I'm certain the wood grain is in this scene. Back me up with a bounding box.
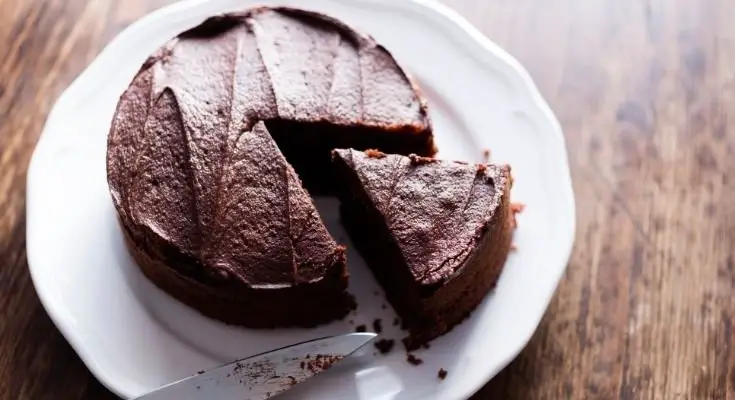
[1,0,733,399]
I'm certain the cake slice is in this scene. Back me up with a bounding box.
[332,149,513,349]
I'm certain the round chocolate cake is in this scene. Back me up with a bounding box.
[106,7,435,328]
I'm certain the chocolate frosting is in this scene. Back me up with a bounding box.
[107,7,429,287]
[332,149,509,285]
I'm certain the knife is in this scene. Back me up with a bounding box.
[134,332,377,400]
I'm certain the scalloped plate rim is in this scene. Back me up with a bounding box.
[26,0,576,399]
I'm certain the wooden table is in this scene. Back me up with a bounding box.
[1,0,733,398]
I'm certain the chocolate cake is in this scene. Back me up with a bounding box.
[106,7,435,327]
[332,149,513,349]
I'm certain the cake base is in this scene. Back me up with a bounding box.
[121,222,356,328]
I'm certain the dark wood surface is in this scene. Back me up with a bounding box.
[1,0,733,398]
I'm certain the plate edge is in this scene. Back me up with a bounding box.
[25,1,577,399]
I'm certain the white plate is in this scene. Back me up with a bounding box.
[26,0,575,398]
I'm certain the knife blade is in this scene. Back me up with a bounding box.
[134,332,376,400]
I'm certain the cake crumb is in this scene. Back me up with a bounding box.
[365,149,386,159]
[381,303,387,310]
[421,342,431,349]
[300,361,305,369]
[355,324,367,333]
[477,164,487,173]
[438,368,448,380]
[504,164,514,187]
[393,317,400,326]
[305,354,344,374]
[197,370,205,375]
[374,339,395,355]
[510,202,525,229]
[482,148,491,163]
[511,203,526,213]
[409,154,435,165]
[348,319,354,324]
[406,354,423,365]
[373,319,383,333]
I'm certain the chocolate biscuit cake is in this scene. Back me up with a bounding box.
[332,149,513,349]
[106,7,435,327]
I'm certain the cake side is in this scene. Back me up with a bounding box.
[403,175,512,349]
[332,149,513,348]
[121,222,355,328]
